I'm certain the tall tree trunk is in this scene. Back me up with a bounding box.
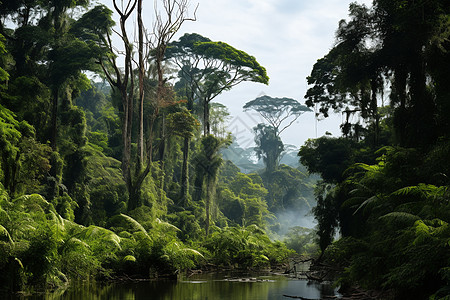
[410,52,434,147]
[121,85,131,187]
[370,78,379,146]
[203,99,210,135]
[180,136,190,205]
[393,68,407,146]
[137,0,145,166]
[50,87,59,150]
[205,177,211,236]
[180,89,194,205]
[159,113,167,201]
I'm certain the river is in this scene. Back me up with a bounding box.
[11,272,339,299]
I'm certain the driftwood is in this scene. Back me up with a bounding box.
[283,293,377,300]
[283,295,318,300]
[305,270,330,282]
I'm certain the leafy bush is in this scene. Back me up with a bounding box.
[203,225,293,269]
[283,226,319,256]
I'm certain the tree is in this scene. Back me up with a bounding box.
[0,0,103,151]
[167,32,269,136]
[313,182,339,260]
[243,95,310,172]
[253,124,284,173]
[305,1,450,147]
[218,172,269,228]
[193,135,224,236]
[79,0,195,210]
[243,95,311,135]
[167,32,268,201]
[0,105,52,197]
[298,136,359,184]
[210,103,231,138]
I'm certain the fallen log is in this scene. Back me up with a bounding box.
[282,295,318,300]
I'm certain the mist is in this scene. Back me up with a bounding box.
[270,206,317,239]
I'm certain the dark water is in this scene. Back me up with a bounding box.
[11,273,338,299]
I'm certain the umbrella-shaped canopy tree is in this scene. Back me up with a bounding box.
[167,33,269,136]
[243,95,311,135]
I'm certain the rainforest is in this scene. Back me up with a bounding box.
[0,0,449,299]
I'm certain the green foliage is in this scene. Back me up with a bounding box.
[166,110,200,139]
[108,211,203,276]
[73,145,127,225]
[262,164,314,212]
[0,106,52,196]
[318,144,450,298]
[0,34,9,84]
[167,210,203,241]
[0,1,300,295]
[217,172,270,228]
[299,136,362,183]
[203,225,293,268]
[283,226,319,256]
[192,135,224,234]
[193,41,269,84]
[253,124,284,173]
[312,182,339,255]
[168,33,269,135]
[70,5,115,41]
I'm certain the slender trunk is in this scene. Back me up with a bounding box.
[203,99,210,135]
[180,90,194,205]
[393,68,407,146]
[193,171,203,202]
[50,87,59,150]
[137,0,145,166]
[128,117,154,211]
[180,137,190,205]
[121,86,131,186]
[128,184,139,211]
[370,79,379,146]
[159,113,166,201]
[205,177,211,236]
[410,53,433,147]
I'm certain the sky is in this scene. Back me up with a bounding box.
[101,0,372,149]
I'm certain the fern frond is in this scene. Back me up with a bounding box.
[379,212,420,227]
[181,248,204,258]
[119,213,151,238]
[77,225,122,250]
[62,237,90,252]
[353,195,380,215]
[0,224,13,243]
[155,218,181,232]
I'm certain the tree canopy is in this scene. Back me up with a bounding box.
[244,95,311,134]
[167,32,269,135]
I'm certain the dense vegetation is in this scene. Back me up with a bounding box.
[300,0,450,299]
[0,0,316,294]
[2,0,448,299]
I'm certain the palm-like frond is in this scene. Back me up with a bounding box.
[61,237,90,253]
[118,213,151,239]
[353,195,382,215]
[76,225,122,250]
[154,218,181,232]
[180,248,204,258]
[0,224,13,243]
[379,212,421,228]
[392,184,448,199]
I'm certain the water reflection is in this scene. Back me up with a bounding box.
[12,273,338,299]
